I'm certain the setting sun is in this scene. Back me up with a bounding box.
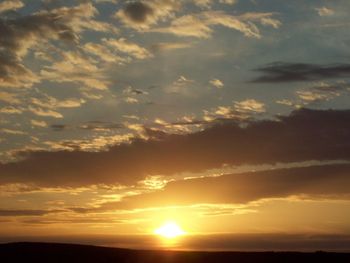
[154,221,186,239]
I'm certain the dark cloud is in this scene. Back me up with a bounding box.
[0,12,71,54]
[50,121,123,132]
[100,163,350,210]
[131,89,147,95]
[0,51,38,88]
[0,9,74,88]
[20,218,123,225]
[0,209,63,217]
[1,108,350,187]
[50,124,67,131]
[123,87,148,96]
[0,3,108,88]
[123,2,154,24]
[253,62,350,83]
[116,0,179,30]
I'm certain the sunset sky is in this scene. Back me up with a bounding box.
[1,0,350,250]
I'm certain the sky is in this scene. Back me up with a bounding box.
[0,0,350,251]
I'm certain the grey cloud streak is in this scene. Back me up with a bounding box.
[0,209,64,217]
[253,62,350,83]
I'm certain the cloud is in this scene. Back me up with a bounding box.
[124,97,139,104]
[50,120,125,132]
[79,121,123,131]
[150,42,192,52]
[0,129,26,136]
[276,82,350,109]
[152,11,281,38]
[219,0,237,4]
[83,37,152,63]
[234,99,265,113]
[119,1,154,25]
[28,106,63,119]
[192,0,213,8]
[31,120,48,128]
[30,95,85,109]
[0,92,21,104]
[315,7,335,17]
[42,133,135,152]
[116,1,279,38]
[164,75,196,95]
[0,106,23,115]
[276,99,295,107]
[193,0,237,8]
[103,38,152,60]
[94,0,118,3]
[19,217,124,225]
[204,99,265,120]
[210,78,224,88]
[123,86,148,95]
[98,163,350,209]
[0,0,24,13]
[0,52,39,88]
[253,62,350,83]
[153,13,212,38]
[83,42,123,63]
[115,0,181,30]
[45,3,116,34]
[0,3,116,89]
[41,50,110,90]
[50,124,67,131]
[1,109,350,187]
[0,209,62,217]
[296,82,347,103]
[0,90,85,119]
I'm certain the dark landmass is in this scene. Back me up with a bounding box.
[1,242,350,263]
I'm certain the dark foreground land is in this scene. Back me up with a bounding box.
[1,242,350,263]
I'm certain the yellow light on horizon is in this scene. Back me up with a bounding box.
[154,221,186,239]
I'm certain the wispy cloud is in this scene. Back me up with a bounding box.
[103,38,152,60]
[193,0,237,8]
[152,11,281,38]
[0,0,24,13]
[41,50,110,90]
[204,99,265,120]
[150,42,193,52]
[210,78,224,88]
[315,7,335,17]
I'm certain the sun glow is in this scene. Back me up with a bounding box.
[154,221,186,239]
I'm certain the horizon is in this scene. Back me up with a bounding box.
[0,0,350,252]
[1,233,350,252]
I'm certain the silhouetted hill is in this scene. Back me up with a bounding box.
[1,242,349,263]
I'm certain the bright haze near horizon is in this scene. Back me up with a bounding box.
[0,0,350,251]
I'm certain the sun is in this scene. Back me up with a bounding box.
[154,221,186,239]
